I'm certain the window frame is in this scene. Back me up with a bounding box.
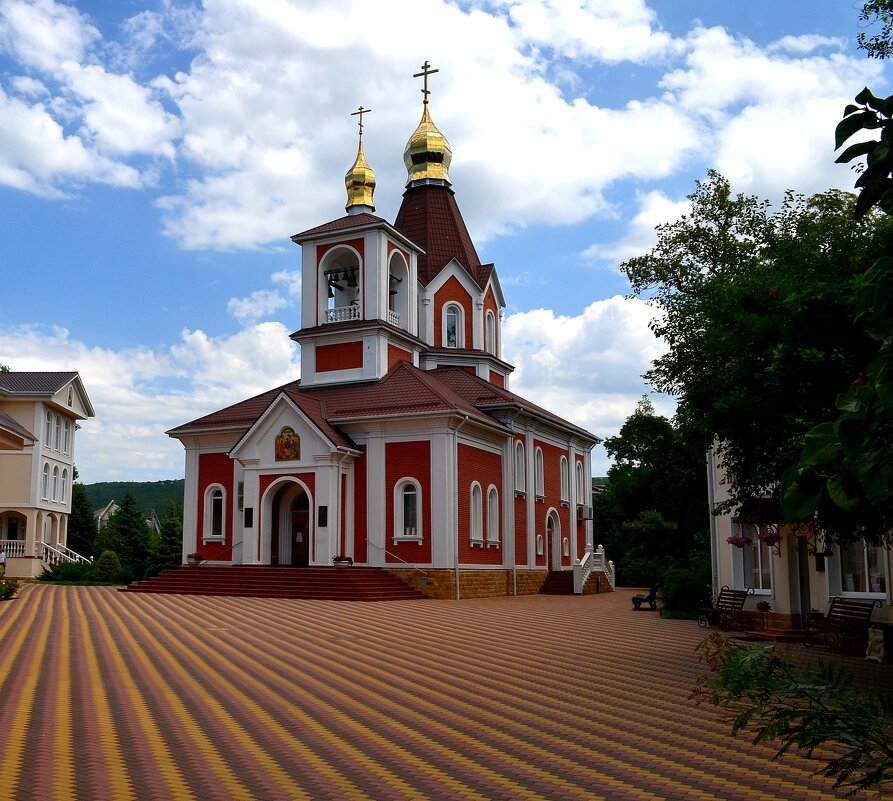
[534,447,544,499]
[44,411,52,446]
[54,414,62,450]
[52,466,59,502]
[42,463,50,500]
[470,482,484,545]
[514,441,526,494]
[559,456,569,503]
[393,477,423,543]
[443,303,464,349]
[61,468,68,504]
[203,484,226,541]
[486,485,500,545]
[837,539,888,599]
[63,420,71,454]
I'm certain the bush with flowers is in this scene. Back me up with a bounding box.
[0,577,19,601]
[726,534,752,548]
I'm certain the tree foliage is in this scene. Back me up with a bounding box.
[66,482,96,557]
[622,173,893,525]
[858,0,893,60]
[149,503,183,575]
[694,633,893,796]
[94,492,150,578]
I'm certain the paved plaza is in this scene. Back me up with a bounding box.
[1,584,890,801]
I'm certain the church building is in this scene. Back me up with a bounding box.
[168,65,610,598]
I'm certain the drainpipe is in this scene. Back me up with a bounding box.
[706,446,719,599]
[454,414,470,600]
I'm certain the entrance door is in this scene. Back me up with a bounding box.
[547,512,560,570]
[291,508,310,567]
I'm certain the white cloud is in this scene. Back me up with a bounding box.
[0,322,300,481]
[0,0,98,72]
[583,190,690,266]
[227,289,289,325]
[503,295,672,474]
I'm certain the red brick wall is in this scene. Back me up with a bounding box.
[197,453,234,553]
[354,447,367,563]
[457,443,503,565]
[316,341,363,372]
[489,370,505,387]
[388,344,411,371]
[317,238,364,263]
[535,439,571,567]
[434,276,473,348]
[385,441,431,563]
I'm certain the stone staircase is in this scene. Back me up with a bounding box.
[120,565,428,601]
[539,570,575,594]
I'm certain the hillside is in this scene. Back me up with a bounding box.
[84,479,184,515]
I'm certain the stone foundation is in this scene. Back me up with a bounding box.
[386,568,557,599]
[581,570,615,594]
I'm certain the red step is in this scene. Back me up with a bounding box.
[121,565,427,601]
[539,570,575,595]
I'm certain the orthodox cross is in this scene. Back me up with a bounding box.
[351,105,371,136]
[413,61,439,104]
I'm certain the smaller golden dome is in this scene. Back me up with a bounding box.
[345,134,375,212]
[404,103,452,186]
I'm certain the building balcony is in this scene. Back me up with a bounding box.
[326,305,361,323]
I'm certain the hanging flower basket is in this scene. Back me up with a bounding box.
[726,535,752,548]
[757,527,783,547]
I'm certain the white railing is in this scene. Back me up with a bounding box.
[1,540,26,558]
[39,541,92,566]
[573,543,615,593]
[326,306,361,323]
[388,310,400,327]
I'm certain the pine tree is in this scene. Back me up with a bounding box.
[95,492,150,578]
[67,483,96,557]
[150,503,183,575]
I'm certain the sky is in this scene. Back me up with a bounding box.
[0,0,890,482]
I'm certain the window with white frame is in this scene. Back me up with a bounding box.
[52,466,59,501]
[444,304,463,348]
[42,463,49,500]
[838,540,888,596]
[485,310,496,354]
[204,486,225,539]
[536,534,544,555]
[61,469,68,503]
[534,447,544,498]
[486,486,499,544]
[470,482,483,543]
[63,420,71,454]
[44,411,52,446]
[54,415,62,450]
[576,460,584,500]
[394,479,422,540]
[514,441,525,493]
[560,457,569,502]
[734,523,771,592]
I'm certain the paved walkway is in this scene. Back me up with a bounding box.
[0,585,890,801]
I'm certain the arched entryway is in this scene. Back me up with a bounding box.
[268,481,312,567]
[546,509,561,571]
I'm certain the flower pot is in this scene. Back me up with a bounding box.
[187,557,201,566]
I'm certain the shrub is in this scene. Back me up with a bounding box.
[93,550,123,583]
[659,565,711,612]
[37,561,95,583]
[0,578,19,601]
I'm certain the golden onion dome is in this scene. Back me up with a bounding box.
[345,135,376,212]
[403,102,452,186]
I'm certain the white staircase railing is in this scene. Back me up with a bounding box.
[573,543,615,594]
[40,541,92,566]
[0,540,26,558]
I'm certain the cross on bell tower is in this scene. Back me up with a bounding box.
[413,61,439,105]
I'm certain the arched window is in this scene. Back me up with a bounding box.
[560,457,569,502]
[444,304,463,348]
[54,415,62,450]
[536,534,544,556]
[52,466,59,501]
[61,469,68,503]
[394,478,422,540]
[63,420,71,454]
[320,246,362,324]
[534,447,544,498]
[514,441,525,493]
[485,310,496,355]
[486,486,499,543]
[576,460,585,500]
[44,411,52,445]
[42,464,50,500]
[204,485,226,539]
[470,483,483,543]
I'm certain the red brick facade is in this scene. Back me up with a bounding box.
[385,441,432,563]
[316,341,363,372]
[434,276,473,348]
[457,442,503,566]
[387,344,411,371]
[197,452,234,552]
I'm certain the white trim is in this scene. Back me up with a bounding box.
[443,303,465,348]
[470,481,483,545]
[534,447,544,498]
[559,456,569,502]
[486,485,500,545]
[514,440,525,493]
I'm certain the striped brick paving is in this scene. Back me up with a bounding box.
[0,585,890,801]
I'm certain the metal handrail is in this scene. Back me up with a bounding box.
[194,539,243,563]
[365,538,429,576]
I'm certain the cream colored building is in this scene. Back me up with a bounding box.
[0,372,94,577]
[708,447,892,628]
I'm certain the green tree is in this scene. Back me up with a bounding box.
[94,492,150,578]
[66,482,95,557]
[150,503,183,575]
[593,398,709,586]
[623,175,893,525]
[858,0,893,60]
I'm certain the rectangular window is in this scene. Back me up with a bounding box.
[211,494,223,538]
[740,536,772,592]
[839,540,887,595]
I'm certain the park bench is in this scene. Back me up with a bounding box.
[804,596,882,651]
[632,585,658,610]
[697,585,754,631]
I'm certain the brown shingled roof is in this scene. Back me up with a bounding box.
[393,184,485,288]
[0,371,79,394]
[291,213,388,242]
[0,409,35,442]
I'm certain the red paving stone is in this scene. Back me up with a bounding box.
[0,584,891,801]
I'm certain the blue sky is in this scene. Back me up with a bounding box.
[1,0,889,481]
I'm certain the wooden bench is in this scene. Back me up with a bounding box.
[697,586,754,631]
[804,596,882,651]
